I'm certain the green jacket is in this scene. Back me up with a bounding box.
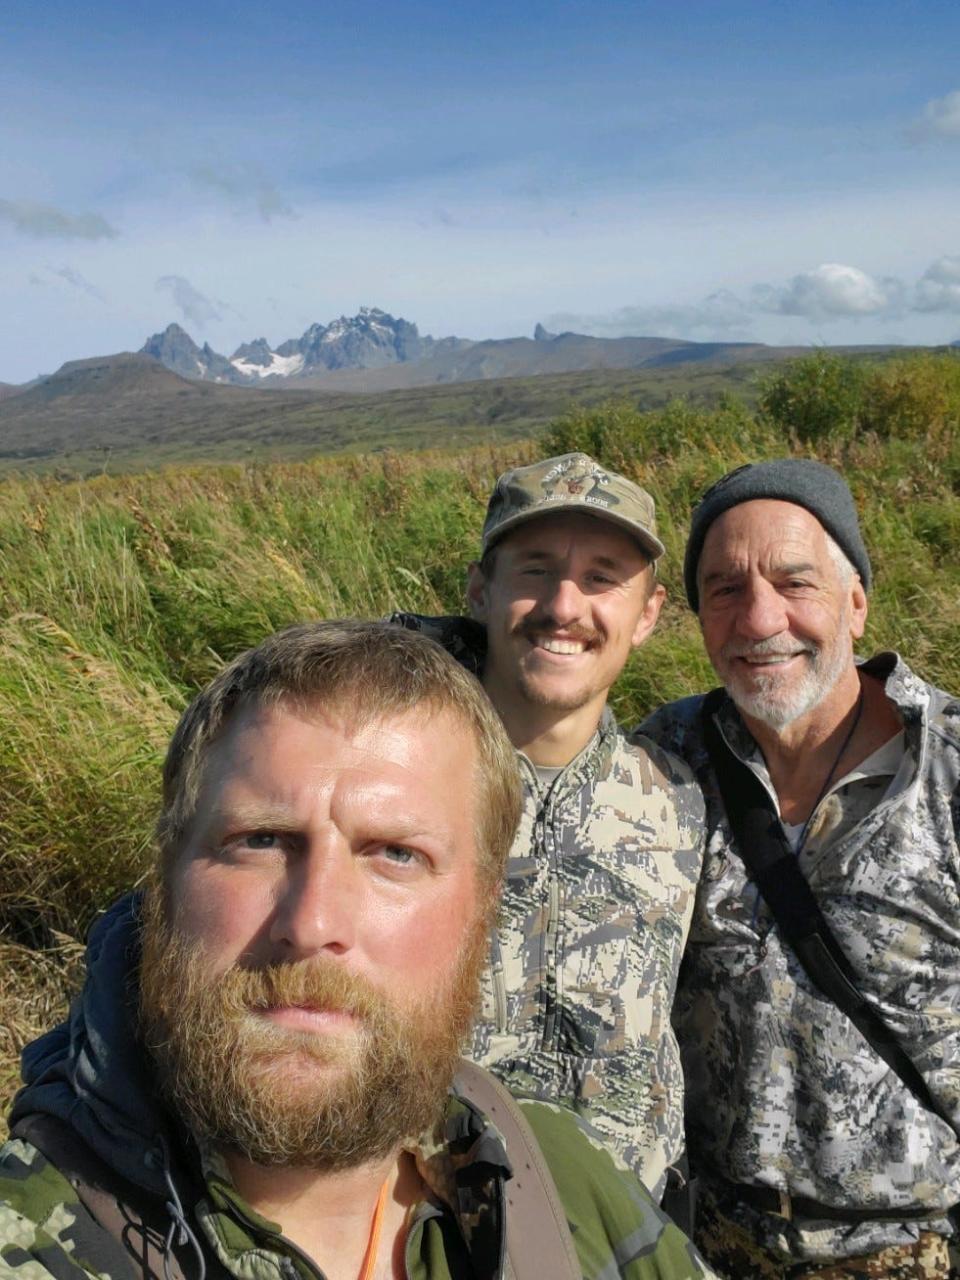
[1,896,713,1280]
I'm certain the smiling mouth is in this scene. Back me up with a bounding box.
[535,636,587,655]
[739,653,803,665]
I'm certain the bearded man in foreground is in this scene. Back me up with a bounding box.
[0,620,711,1280]
[641,460,960,1279]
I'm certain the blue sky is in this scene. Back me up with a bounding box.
[3,0,960,382]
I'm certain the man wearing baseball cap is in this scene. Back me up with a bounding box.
[642,458,960,1277]
[394,452,705,1205]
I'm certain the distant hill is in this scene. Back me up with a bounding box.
[291,331,806,392]
[4,307,909,402]
[129,308,904,393]
[0,348,795,471]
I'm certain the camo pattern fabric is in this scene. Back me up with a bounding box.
[639,652,960,1265]
[0,1097,716,1280]
[696,1188,951,1279]
[389,611,706,1200]
[471,711,704,1200]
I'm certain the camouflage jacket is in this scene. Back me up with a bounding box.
[0,896,713,1280]
[390,615,706,1199]
[640,652,960,1263]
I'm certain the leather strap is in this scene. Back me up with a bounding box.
[453,1061,582,1280]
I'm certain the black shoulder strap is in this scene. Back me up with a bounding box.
[453,1061,582,1280]
[12,1112,222,1280]
[701,689,958,1140]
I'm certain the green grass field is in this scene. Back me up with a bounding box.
[2,350,960,1129]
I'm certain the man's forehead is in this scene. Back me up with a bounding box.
[189,701,477,838]
[197,699,472,794]
[702,498,831,559]
[499,510,649,561]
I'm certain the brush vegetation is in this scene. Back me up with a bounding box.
[2,350,960,1130]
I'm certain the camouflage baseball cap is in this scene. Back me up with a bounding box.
[482,452,665,560]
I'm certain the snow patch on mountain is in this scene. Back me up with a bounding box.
[232,351,305,379]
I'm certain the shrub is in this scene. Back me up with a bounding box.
[757,352,868,445]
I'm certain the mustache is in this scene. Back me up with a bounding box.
[515,619,601,645]
[722,637,816,660]
[200,954,389,1025]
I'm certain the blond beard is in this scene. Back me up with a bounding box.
[138,889,487,1170]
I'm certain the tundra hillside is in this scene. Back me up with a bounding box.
[2,351,959,1131]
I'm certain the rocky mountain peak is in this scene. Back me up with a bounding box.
[141,308,455,383]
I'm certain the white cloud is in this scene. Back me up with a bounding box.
[911,89,960,141]
[752,263,903,320]
[155,275,222,328]
[0,198,118,240]
[914,255,960,313]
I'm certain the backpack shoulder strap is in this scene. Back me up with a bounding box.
[700,691,958,1140]
[12,1112,216,1280]
[453,1061,581,1280]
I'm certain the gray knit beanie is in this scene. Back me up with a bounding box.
[684,458,871,610]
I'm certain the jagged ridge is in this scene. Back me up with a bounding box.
[140,307,472,385]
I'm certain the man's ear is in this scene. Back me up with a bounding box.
[630,582,666,648]
[849,576,868,642]
[466,561,488,621]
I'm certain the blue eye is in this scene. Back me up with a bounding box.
[383,845,415,864]
[245,832,280,849]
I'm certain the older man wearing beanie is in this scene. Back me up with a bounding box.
[393,452,705,1205]
[641,458,960,1278]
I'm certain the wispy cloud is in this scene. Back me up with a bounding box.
[55,265,105,300]
[909,88,960,141]
[0,198,119,240]
[547,290,752,339]
[188,164,294,221]
[155,275,222,327]
[548,258,960,339]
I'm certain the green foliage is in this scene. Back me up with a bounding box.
[756,348,960,457]
[757,352,869,444]
[858,352,960,445]
[543,394,771,471]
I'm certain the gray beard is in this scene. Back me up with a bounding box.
[722,633,851,730]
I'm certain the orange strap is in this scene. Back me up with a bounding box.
[358,1175,391,1280]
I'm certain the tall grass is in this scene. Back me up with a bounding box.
[2,351,959,1130]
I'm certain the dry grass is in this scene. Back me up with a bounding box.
[0,935,85,1138]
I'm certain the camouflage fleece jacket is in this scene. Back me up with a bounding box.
[390,615,706,1199]
[0,896,712,1280]
[640,652,960,1264]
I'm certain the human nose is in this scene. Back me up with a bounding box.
[541,573,587,627]
[268,840,358,959]
[736,578,789,640]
